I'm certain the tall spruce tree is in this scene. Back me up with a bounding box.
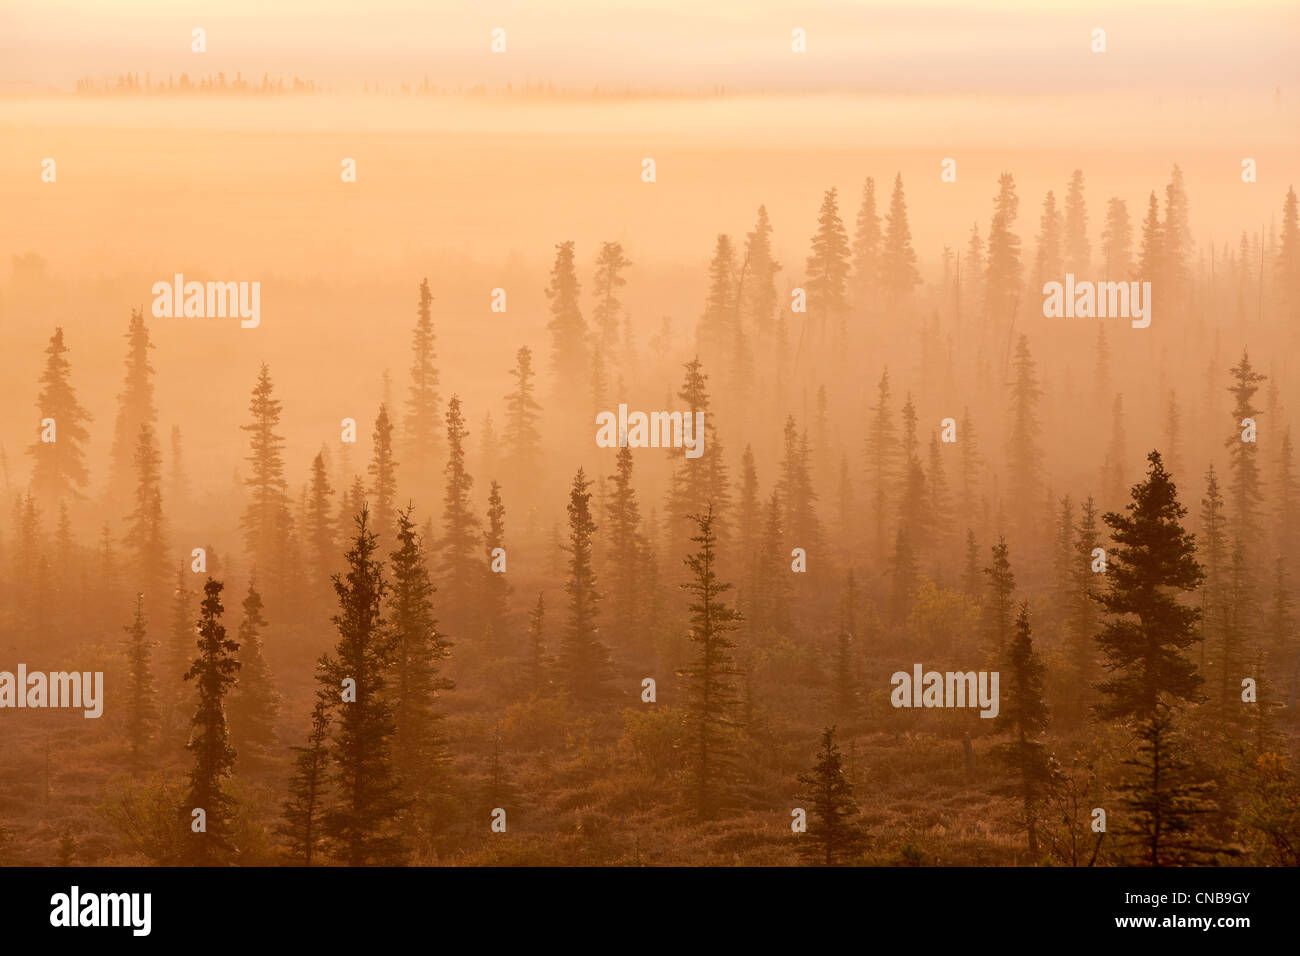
[122,592,158,772]
[278,690,331,865]
[559,468,610,704]
[389,505,452,794]
[994,603,1050,857]
[403,278,441,492]
[805,187,852,341]
[879,173,921,303]
[28,328,92,507]
[1095,451,1204,720]
[367,404,398,545]
[182,578,240,864]
[228,581,280,769]
[319,506,408,865]
[107,309,158,513]
[240,364,292,586]
[545,240,590,402]
[679,505,742,817]
[438,395,483,639]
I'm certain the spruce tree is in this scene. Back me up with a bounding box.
[864,368,898,557]
[389,505,453,794]
[1032,189,1063,290]
[367,404,398,545]
[1062,169,1091,276]
[994,603,1050,857]
[482,481,511,655]
[228,581,280,769]
[805,187,851,341]
[1101,197,1134,280]
[319,507,408,865]
[107,309,157,512]
[1224,349,1266,549]
[850,177,882,304]
[1116,704,1218,866]
[592,241,632,353]
[679,505,742,817]
[983,536,1016,657]
[559,468,610,704]
[1095,451,1204,720]
[502,346,544,486]
[240,363,292,585]
[122,592,158,772]
[182,578,240,864]
[1067,497,1102,722]
[306,450,337,594]
[878,173,920,303]
[278,691,331,865]
[545,241,590,402]
[125,423,168,599]
[28,328,92,506]
[438,395,483,639]
[526,593,551,693]
[403,278,441,492]
[743,205,782,344]
[605,445,647,652]
[796,726,865,865]
[984,172,1023,322]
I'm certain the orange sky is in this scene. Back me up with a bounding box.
[3,0,1297,92]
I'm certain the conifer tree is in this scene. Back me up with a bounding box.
[1224,349,1266,550]
[889,527,918,625]
[482,481,511,654]
[864,369,898,557]
[666,358,730,556]
[278,691,331,865]
[228,581,280,768]
[319,507,408,865]
[403,278,441,491]
[389,505,452,793]
[994,603,1050,857]
[957,407,983,521]
[1032,190,1063,289]
[1278,186,1300,324]
[240,363,292,585]
[545,241,590,400]
[1116,704,1218,866]
[107,309,157,512]
[122,592,158,772]
[1062,169,1091,276]
[502,346,544,485]
[739,206,782,356]
[526,593,551,692]
[1006,335,1044,528]
[805,187,852,340]
[125,423,168,599]
[1101,197,1134,280]
[983,536,1016,657]
[755,490,790,632]
[605,446,648,651]
[679,505,742,817]
[1102,394,1128,506]
[166,561,194,729]
[796,726,865,865]
[306,450,337,593]
[1067,497,1101,722]
[438,395,483,638]
[558,468,610,704]
[592,241,632,353]
[1138,192,1163,286]
[1163,164,1193,292]
[961,223,985,319]
[776,415,821,555]
[1095,451,1203,721]
[367,404,398,545]
[182,578,240,864]
[697,234,737,370]
[833,573,859,724]
[850,177,882,304]
[984,172,1023,322]
[879,173,921,303]
[28,328,92,507]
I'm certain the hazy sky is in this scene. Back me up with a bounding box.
[3,0,1297,92]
